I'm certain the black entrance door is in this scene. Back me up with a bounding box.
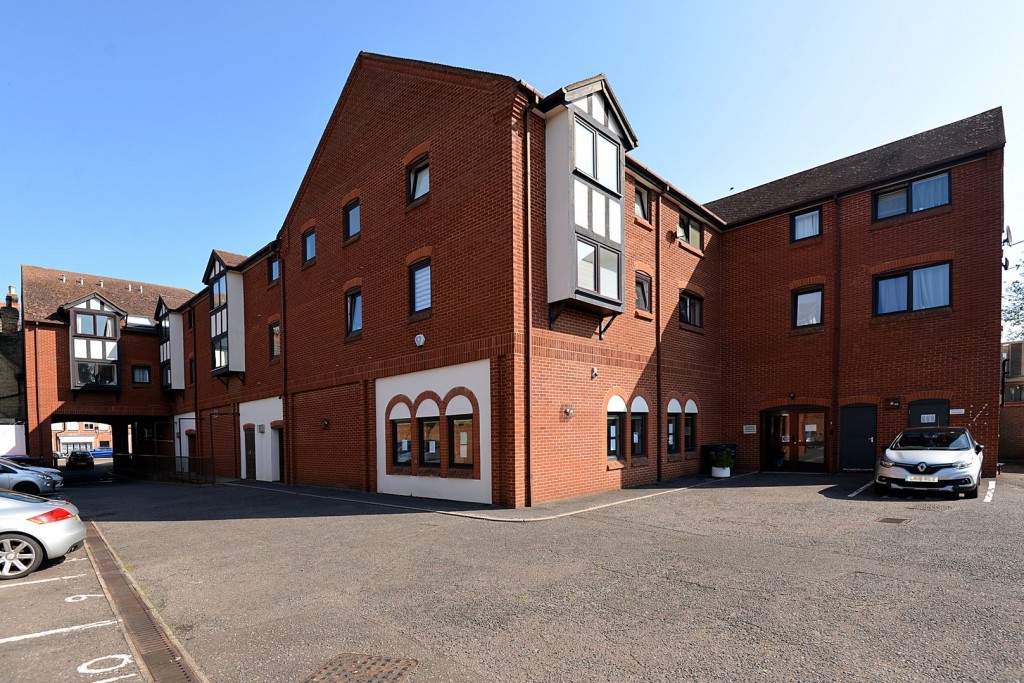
[761,408,827,471]
[244,429,256,480]
[840,404,877,470]
[908,399,950,428]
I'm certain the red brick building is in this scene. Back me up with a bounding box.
[20,53,1005,506]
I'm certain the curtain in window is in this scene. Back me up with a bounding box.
[877,190,907,219]
[793,211,819,239]
[795,291,822,326]
[912,264,949,310]
[877,275,908,313]
[912,175,948,211]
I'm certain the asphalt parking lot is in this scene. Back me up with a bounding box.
[19,468,1024,682]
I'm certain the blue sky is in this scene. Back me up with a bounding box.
[2,1,1021,295]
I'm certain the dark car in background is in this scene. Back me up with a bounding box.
[66,451,95,470]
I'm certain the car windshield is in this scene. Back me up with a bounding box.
[0,458,29,470]
[892,430,972,450]
[0,489,49,503]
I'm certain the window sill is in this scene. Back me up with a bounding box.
[791,324,825,336]
[345,331,363,343]
[871,203,953,230]
[269,356,281,365]
[667,453,682,463]
[301,258,316,270]
[406,194,430,212]
[408,309,432,324]
[635,309,654,321]
[679,322,705,335]
[633,217,654,231]
[684,451,698,461]
[417,466,441,477]
[607,458,625,471]
[790,234,823,247]
[871,306,953,325]
[343,232,361,247]
[267,279,280,290]
[631,456,648,467]
[676,240,704,258]
[446,466,478,479]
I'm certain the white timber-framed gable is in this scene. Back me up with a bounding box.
[155,297,186,390]
[202,252,246,376]
[61,294,125,390]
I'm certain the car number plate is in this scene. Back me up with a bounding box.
[905,475,939,483]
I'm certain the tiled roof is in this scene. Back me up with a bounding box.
[213,250,248,268]
[705,108,1005,226]
[21,265,194,323]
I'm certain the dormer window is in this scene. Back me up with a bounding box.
[156,298,184,391]
[574,120,620,193]
[67,297,122,390]
[203,252,246,376]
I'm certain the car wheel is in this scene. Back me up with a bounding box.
[0,533,45,580]
[12,481,40,495]
[965,482,980,499]
[874,482,889,496]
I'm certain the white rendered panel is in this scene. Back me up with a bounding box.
[630,396,649,413]
[447,395,472,415]
[238,398,283,481]
[545,107,573,304]
[169,313,185,389]
[105,341,117,360]
[685,400,698,414]
[608,197,622,243]
[415,399,440,418]
[89,340,103,360]
[389,403,411,421]
[74,338,88,359]
[667,399,682,414]
[607,395,627,412]
[226,272,246,372]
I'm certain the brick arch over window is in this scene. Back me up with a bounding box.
[301,217,317,231]
[904,390,954,403]
[442,386,481,481]
[385,394,414,476]
[789,275,827,290]
[341,277,363,293]
[405,246,434,266]
[757,396,831,411]
[678,282,705,298]
[403,142,431,167]
[339,188,361,208]
[870,251,956,276]
[841,395,881,407]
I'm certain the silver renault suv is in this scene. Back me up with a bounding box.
[874,427,983,498]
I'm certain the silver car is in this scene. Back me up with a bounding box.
[0,457,63,481]
[0,461,62,495]
[0,490,86,579]
[875,427,983,498]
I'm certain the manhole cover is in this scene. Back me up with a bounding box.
[877,517,910,524]
[300,654,418,683]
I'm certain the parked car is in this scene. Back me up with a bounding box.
[89,448,113,457]
[0,461,62,495]
[4,455,46,468]
[66,451,95,470]
[0,458,63,485]
[875,427,983,498]
[0,489,86,579]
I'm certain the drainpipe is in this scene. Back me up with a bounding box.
[832,194,843,473]
[32,322,41,458]
[655,189,664,482]
[277,240,290,485]
[523,93,538,507]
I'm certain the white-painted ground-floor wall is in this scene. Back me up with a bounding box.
[239,397,283,482]
[375,359,492,504]
[0,424,26,455]
[172,412,195,472]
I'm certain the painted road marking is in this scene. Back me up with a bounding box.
[78,654,133,674]
[93,676,137,683]
[0,619,118,645]
[984,480,995,503]
[0,573,85,590]
[848,480,874,498]
[65,593,104,602]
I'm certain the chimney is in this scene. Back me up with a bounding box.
[128,283,132,292]
[60,275,67,283]
[5,285,18,310]
[78,278,84,285]
[139,285,144,294]
[98,280,104,288]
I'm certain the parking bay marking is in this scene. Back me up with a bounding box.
[984,480,995,503]
[0,619,118,645]
[848,480,874,498]
[0,573,86,590]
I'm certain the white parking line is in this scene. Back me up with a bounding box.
[848,480,874,498]
[984,480,995,503]
[0,573,86,590]
[93,676,136,683]
[0,619,118,645]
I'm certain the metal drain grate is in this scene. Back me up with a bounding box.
[301,654,418,683]
[86,522,207,682]
[877,517,910,524]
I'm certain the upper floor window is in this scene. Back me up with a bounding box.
[680,290,703,328]
[793,287,824,327]
[792,208,821,241]
[344,200,361,240]
[303,229,316,263]
[75,312,116,338]
[187,309,194,330]
[678,215,704,251]
[634,187,650,222]
[874,172,950,220]
[71,306,119,389]
[212,335,228,370]
[577,238,619,301]
[635,272,652,312]
[133,365,151,384]
[408,156,430,203]
[269,322,281,359]
[210,274,227,310]
[268,257,280,283]
[409,258,431,314]
[574,119,619,192]
[875,262,950,315]
[346,287,362,336]
[159,317,170,342]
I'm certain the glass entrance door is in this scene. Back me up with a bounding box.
[762,408,827,471]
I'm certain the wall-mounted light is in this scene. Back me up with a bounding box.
[322,419,330,430]
[788,392,796,400]
[591,367,598,379]
[414,334,425,347]
[563,406,575,417]
[258,424,265,434]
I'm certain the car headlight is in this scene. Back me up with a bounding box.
[40,474,53,481]
[953,460,972,470]
[879,457,895,468]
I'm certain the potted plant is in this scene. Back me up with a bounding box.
[710,449,734,478]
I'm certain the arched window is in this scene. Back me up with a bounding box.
[446,394,475,469]
[607,395,627,460]
[389,403,412,466]
[667,399,682,455]
[415,399,441,467]
[684,400,699,453]
[630,396,649,458]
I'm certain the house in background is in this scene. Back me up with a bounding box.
[0,286,26,455]
[18,53,1007,506]
[50,421,113,454]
